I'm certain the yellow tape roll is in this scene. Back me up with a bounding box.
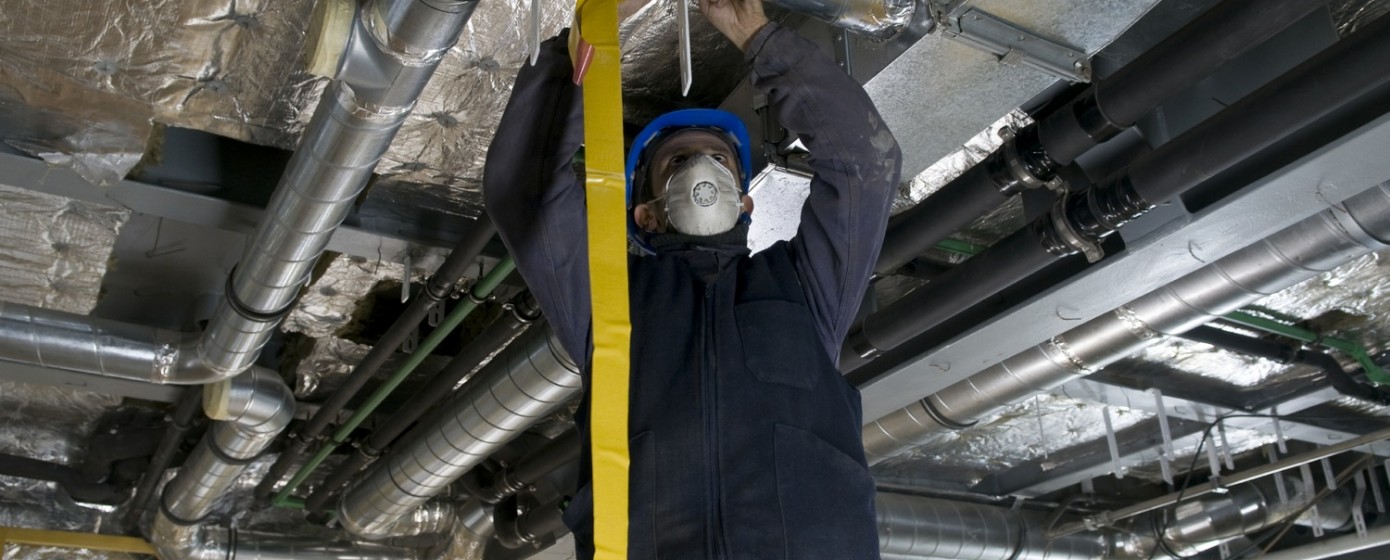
[576,0,630,558]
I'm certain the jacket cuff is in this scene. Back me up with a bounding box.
[743,21,782,63]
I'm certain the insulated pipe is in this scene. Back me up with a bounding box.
[874,0,1327,276]
[196,0,479,378]
[0,453,130,505]
[255,217,497,500]
[846,18,1390,367]
[765,0,917,39]
[304,291,542,514]
[464,430,583,505]
[1179,325,1390,406]
[1141,475,1353,557]
[862,181,1390,464]
[875,492,1113,559]
[337,322,582,539]
[124,388,203,529]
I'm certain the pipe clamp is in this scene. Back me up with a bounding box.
[1050,194,1104,263]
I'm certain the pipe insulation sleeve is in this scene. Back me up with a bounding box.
[337,322,581,539]
[864,181,1390,464]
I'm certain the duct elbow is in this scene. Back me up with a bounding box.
[203,366,296,435]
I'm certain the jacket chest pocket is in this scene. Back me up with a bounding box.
[735,300,823,391]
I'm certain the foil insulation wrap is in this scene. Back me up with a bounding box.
[1333,0,1390,37]
[1129,337,1293,388]
[1257,250,1390,359]
[871,393,1151,489]
[283,254,414,340]
[0,0,323,184]
[618,0,749,128]
[0,185,129,314]
[0,382,125,534]
[896,110,1032,215]
[0,546,146,560]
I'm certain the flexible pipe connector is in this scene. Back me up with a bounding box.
[338,323,582,539]
[864,182,1390,464]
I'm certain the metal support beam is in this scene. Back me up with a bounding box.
[859,111,1390,422]
[0,151,455,266]
[1058,378,1390,455]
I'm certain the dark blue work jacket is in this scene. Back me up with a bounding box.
[485,23,900,560]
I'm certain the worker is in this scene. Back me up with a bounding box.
[483,0,900,557]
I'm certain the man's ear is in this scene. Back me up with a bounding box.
[633,203,661,233]
[740,194,754,216]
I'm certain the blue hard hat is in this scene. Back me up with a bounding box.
[625,108,754,207]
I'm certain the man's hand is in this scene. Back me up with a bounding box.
[699,0,769,52]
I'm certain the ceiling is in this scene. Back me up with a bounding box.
[3,0,1390,559]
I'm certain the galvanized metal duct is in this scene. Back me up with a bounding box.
[876,491,1113,559]
[195,0,479,379]
[0,300,191,383]
[338,322,581,539]
[863,181,1390,464]
[1139,475,1353,558]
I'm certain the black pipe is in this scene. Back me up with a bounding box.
[302,290,541,513]
[462,430,582,505]
[1179,325,1390,406]
[0,453,130,505]
[494,495,568,549]
[123,387,203,529]
[256,217,497,499]
[844,17,1390,370]
[873,0,1326,276]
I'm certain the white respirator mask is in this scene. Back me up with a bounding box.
[661,154,743,236]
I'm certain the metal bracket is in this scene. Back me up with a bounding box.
[1050,193,1104,263]
[930,2,1091,82]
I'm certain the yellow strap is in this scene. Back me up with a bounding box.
[0,526,156,557]
[576,0,631,558]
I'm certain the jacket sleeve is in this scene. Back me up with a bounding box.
[746,23,902,362]
[483,30,592,364]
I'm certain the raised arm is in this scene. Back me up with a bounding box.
[483,31,592,363]
[724,7,901,361]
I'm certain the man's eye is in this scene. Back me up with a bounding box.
[670,156,688,166]
[712,154,727,163]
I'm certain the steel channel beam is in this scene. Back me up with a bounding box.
[0,151,452,265]
[974,416,1207,496]
[859,111,1390,422]
[1058,378,1390,455]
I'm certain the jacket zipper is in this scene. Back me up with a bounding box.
[702,283,726,559]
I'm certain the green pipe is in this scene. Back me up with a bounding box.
[273,256,517,507]
[935,238,984,257]
[1223,310,1388,385]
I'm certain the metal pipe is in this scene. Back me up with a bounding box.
[765,0,917,39]
[196,0,480,378]
[874,0,1326,276]
[272,256,517,507]
[1143,475,1353,557]
[258,217,497,500]
[338,322,582,539]
[847,17,1390,368]
[863,181,1390,464]
[0,453,130,505]
[304,291,541,514]
[494,496,567,549]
